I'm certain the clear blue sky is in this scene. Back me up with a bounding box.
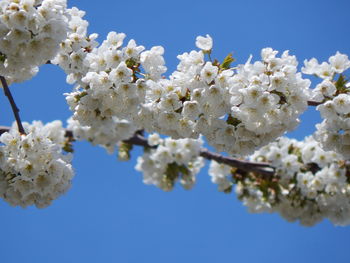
[1,0,350,262]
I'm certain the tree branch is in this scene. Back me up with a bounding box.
[199,148,274,176]
[0,126,275,176]
[123,133,274,175]
[0,76,26,134]
[307,100,322,106]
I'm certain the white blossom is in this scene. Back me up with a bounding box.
[211,136,350,226]
[136,136,204,191]
[0,0,69,82]
[0,121,74,208]
[329,52,350,74]
[195,34,213,52]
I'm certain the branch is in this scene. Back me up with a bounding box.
[199,148,274,176]
[307,100,322,106]
[0,76,26,134]
[123,133,274,175]
[0,126,275,176]
[123,132,155,148]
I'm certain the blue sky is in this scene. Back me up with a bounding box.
[1,0,350,262]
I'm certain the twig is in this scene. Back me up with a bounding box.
[0,76,26,134]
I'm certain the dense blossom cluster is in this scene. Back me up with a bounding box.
[132,40,311,156]
[210,136,350,226]
[135,134,204,191]
[171,45,310,155]
[303,52,350,158]
[0,0,69,83]
[51,6,98,84]
[0,121,74,208]
[53,6,159,152]
[62,30,310,156]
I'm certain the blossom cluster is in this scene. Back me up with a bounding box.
[62,30,147,151]
[303,52,350,158]
[62,30,311,156]
[0,121,74,208]
[0,0,69,83]
[53,6,162,152]
[51,6,98,84]
[135,134,204,191]
[154,43,311,155]
[209,136,350,226]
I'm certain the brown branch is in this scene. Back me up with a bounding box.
[123,133,155,148]
[199,148,274,176]
[123,133,274,175]
[0,126,10,135]
[307,100,322,106]
[0,76,26,134]
[0,126,275,176]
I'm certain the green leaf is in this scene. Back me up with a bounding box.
[221,53,235,70]
[74,91,88,102]
[118,142,133,161]
[63,142,74,153]
[226,114,241,127]
[178,164,190,176]
[223,185,233,194]
[0,52,6,63]
[125,58,138,68]
[335,74,347,92]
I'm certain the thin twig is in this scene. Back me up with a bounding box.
[0,76,26,134]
